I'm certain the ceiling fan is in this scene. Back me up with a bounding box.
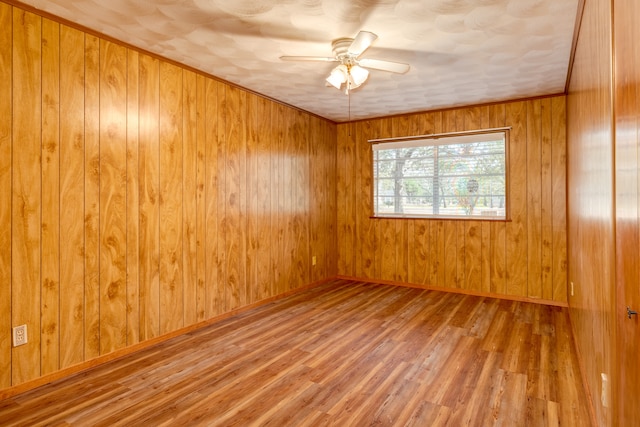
[280,31,410,94]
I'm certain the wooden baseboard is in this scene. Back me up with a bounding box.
[335,275,569,308]
[0,277,334,401]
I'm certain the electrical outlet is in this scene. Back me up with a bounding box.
[12,324,28,347]
[601,373,610,408]
[312,256,317,266]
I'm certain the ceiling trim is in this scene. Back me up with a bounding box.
[342,92,568,125]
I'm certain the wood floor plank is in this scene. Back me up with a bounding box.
[404,400,452,427]
[0,279,592,426]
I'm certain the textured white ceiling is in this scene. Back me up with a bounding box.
[21,0,580,122]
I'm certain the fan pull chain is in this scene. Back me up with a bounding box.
[348,84,353,136]
[348,85,351,124]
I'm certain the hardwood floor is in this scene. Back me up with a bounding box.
[0,279,591,426]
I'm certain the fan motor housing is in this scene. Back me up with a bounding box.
[331,38,355,59]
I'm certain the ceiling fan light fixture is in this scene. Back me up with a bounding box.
[326,64,348,89]
[346,75,361,93]
[281,30,410,95]
[349,65,369,86]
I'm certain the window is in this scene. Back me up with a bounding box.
[372,130,508,219]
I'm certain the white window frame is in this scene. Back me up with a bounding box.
[370,128,510,220]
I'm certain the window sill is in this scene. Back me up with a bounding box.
[370,214,511,222]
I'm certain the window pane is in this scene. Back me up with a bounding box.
[372,131,507,219]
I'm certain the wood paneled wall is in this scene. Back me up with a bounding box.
[0,3,337,389]
[613,0,640,424]
[336,97,568,304]
[568,0,640,425]
[566,0,616,426]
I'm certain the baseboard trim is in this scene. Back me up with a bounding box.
[0,277,334,401]
[335,275,569,308]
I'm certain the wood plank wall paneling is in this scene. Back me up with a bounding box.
[614,0,640,425]
[84,33,101,361]
[41,17,60,376]
[294,111,310,291]
[246,92,258,303]
[12,7,42,385]
[139,53,161,341]
[270,103,281,297]
[195,74,206,322]
[254,95,271,299]
[527,101,543,299]
[99,39,128,354]
[505,102,528,297]
[281,106,293,292]
[159,61,184,335]
[337,124,355,277]
[0,1,12,390]
[540,100,553,301]
[489,104,507,296]
[216,82,228,313]
[0,2,337,390]
[309,117,337,284]
[550,97,567,303]
[182,69,198,327]
[59,25,85,369]
[204,78,219,320]
[273,103,285,295]
[224,85,246,311]
[355,121,374,280]
[337,97,568,304]
[126,49,140,346]
[566,0,615,426]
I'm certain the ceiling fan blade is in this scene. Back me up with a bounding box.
[348,31,378,57]
[280,56,338,62]
[358,58,410,74]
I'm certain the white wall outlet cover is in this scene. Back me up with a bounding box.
[12,324,28,347]
[601,372,610,408]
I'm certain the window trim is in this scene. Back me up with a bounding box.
[369,127,511,221]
